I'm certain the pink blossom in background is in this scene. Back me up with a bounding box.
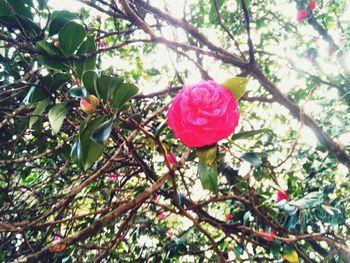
[53,236,61,242]
[98,40,106,49]
[225,213,233,221]
[299,216,303,224]
[167,80,240,147]
[261,230,277,242]
[309,0,317,11]
[165,154,177,166]
[158,212,166,220]
[276,190,291,202]
[166,231,174,238]
[108,175,118,181]
[297,9,309,22]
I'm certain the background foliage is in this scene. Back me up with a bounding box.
[1,0,350,262]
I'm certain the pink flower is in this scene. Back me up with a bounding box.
[261,230,276,242]
[109,175,118,182]
[98,40,106,49]
[53,236,61,242]
[309,0,317,11]
[298,216,303,224]
[167,80,240,147]
[165,154,176,166]
[158,212,166,220]
[166,231,174,238]
[297,9,309,22]
[276,190,291,202]
[225,213,233,221]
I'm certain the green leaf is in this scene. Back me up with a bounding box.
[82,70,98,95]
[80,116,106,170]
[231,129,272,140]
[23,85,49,104]
[69,86,87,99]
[42,73,70,91]
[119,114,141,131]
[49,10,79,36]
[0,0,33,19]
[29,98,50,129]
[58,21,86,56]
[73,35,96,79]
[36,41,70,70]
[112,83,139,109]
[221,77,249,100]
[97,74,123,101]
[196,144,217,166]
[209,0,224,23]
[240,152,261,168]
[289,192,323,209]
[91,117,115,145]
[48,103,69,133]
[70,137,81,164]
[198,162,218,193]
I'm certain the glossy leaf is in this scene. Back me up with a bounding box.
[48,103,69,133]
[91,117,115,145]
[112,83,139,109]
[82,70,98,95]
[240,152,261,168]
[196,144,217,166]
[69,86,87,99]
[198,162,218,193]
[97,74,123,101]
[221,77,249,100]
[79,116,106,170]
[73,35,97,79]
[49,10,78,36]
[37,41,70,70]
[29,98,50,129]
[70,137,81,164]
[0,0,33,19]
[283,246,299,263]
[58,21,86,56]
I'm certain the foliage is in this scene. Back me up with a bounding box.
[1,0,350,262]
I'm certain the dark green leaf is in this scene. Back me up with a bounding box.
[196,144,217,165]
[82,70,98,95]
[69,86,88,99]
[29,98,50,129]
[112,83,139,109]
[48,103,70,133]
[73,35,97,79]
[80,116,107,170]
[198,162,218,193]
[70,137,81,164]
[97,74,123,101]
[58,21,86,56]
[240,152,261,168]
[91,117,115,145]
[0,0,33,19]
[23,85,49,104]
[49,10,78,36]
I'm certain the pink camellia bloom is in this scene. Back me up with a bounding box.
[309,0,317,11]
[225,213,233,221]
[53,236,61,242]
[165,154,176,166]
[158,212,166,220]
[261,230,277,242]
[297,9,309,22]
[276,190,291,202]
[167,80,240,147]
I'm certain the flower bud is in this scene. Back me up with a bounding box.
[80,95,99,114]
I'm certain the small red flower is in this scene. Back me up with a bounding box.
[261,230,277,242]
[158,212,166,220]
[108,175,118,182]
[53,236,61,242]
[276,190,291,202]
[98,40,106,49]
[309,0,317,11]
[165,154,176,166]
[297,9,309,22]
[225,213,233,221]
